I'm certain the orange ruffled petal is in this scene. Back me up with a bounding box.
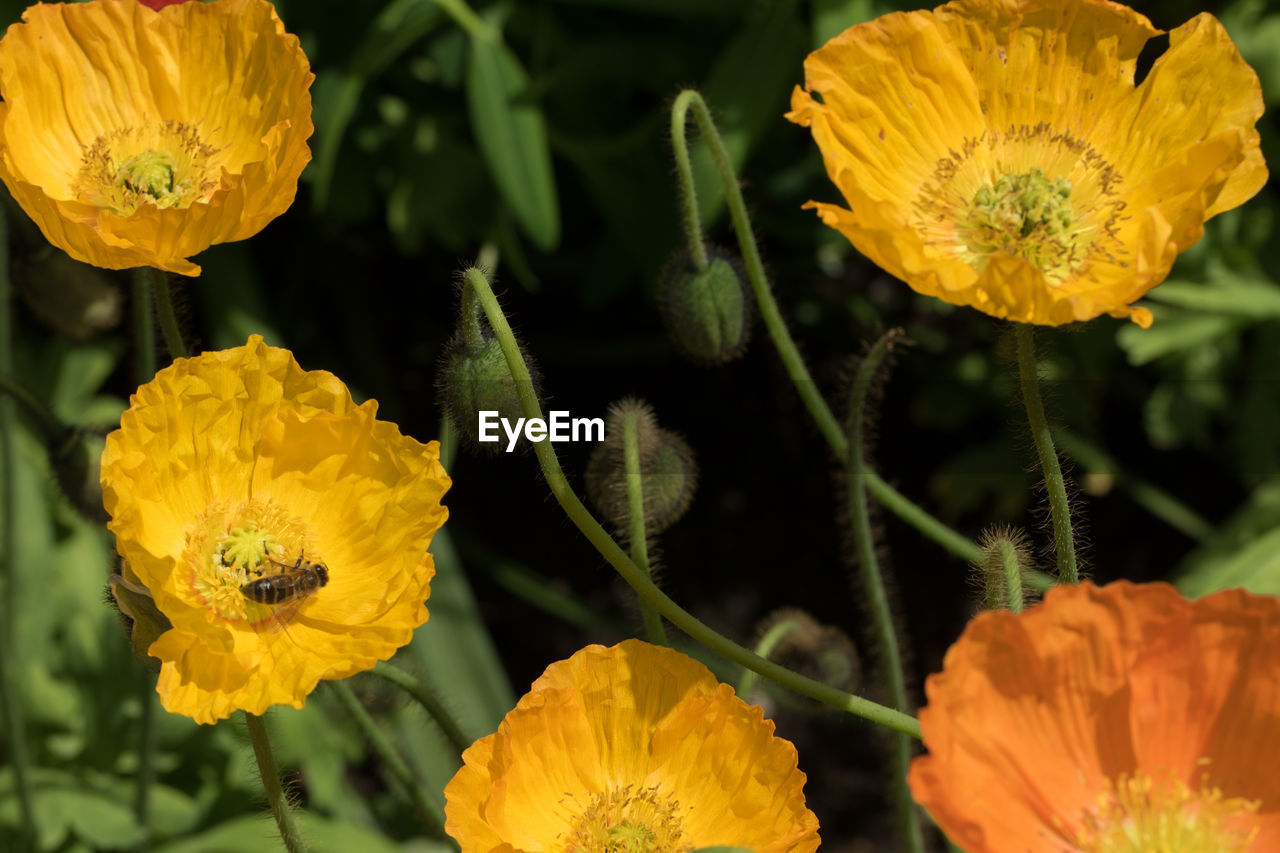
[908,581,1280,852]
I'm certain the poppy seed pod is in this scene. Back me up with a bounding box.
[585,398,697,535]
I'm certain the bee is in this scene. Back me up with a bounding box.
[241,551,329,607]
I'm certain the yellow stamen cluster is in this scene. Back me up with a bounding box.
[181,501,313,623]
[958,167,1081,283]
[565,785,688,853]
[73,121,220,215]
[1076,772,1260,853]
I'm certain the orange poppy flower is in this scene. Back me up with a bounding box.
[787,0,1268,327]
[909,581,1280,851]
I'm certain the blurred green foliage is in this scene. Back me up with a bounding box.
[0,0,1278,848]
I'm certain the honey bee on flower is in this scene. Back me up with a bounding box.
[100,336,451,723]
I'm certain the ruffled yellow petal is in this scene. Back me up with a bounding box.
[101,335,450,723]
[788,0,1267,327]
[0,0,313,275]
[444,641,820,852]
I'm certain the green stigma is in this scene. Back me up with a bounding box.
[218,525,278,575]
[117,150,178,202]
[959,167,1082,283]
[606,822,658,853]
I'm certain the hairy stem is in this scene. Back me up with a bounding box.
[1015,325,1078,583]
[623,411,667,645]
[845,330,925,853]
[462,267,920,739]
[244,712,308,853]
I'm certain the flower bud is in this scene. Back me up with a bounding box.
[976,525,1035,612]
[15,250,122,340]
[658,246,752,365]
[436,304,541,455]
[106,563,171,669]
[54,429,108,524]
[751,608,860,707]
[585,398,696,534]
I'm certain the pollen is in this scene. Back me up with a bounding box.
[1075,771,1261,853]
[181,500,314,623]
[72,120,220,216]
[563,784,689,853]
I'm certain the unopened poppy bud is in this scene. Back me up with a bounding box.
[436,304,541,455]
[749,608,860,707]
[976,526,1034,613]
[658,246,753,365]
[585,398,697,534]
[106,564,171,669]
[15,251,122,340]
[54,429,107,524]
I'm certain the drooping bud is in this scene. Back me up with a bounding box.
[54,429,108,524]
[975,525,1034,613]
[657,246,752,365]
[747,608,860,707]
[15,250,122,340]
[436,274,542,454]
[106,562,171,669]
[585,398,697,534]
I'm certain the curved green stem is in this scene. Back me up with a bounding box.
[668,92,709,270]
[0,185,35,853]
[145,267,187,360]
[462,267,920,739]
[670,89,982,569]
[330,681,449,840]
[846,330,925,853]
[371,662,472,756]
[735,616,800,698]
[1014,325,1078,584]
[623,411,666,645]
[244,712,308,853]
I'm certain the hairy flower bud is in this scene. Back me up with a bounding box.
[585,398,696,534]
[53,429,108,524]
[15,251,122,340]
[975,525,1035,613]
[436,297,541,455]
[658,246,753,365]
[106,563,171,669]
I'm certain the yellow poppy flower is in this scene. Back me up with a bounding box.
[444,640,820,852]
[100,336,450,723]
[0,0,313,276]
[909,581,1280,852]
[787,0,1268,327]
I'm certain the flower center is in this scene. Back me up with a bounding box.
[1074,772,1261,853]
[958,167,1081,282]
[564,785,688,853]
[182,499,321,625]
[912,123,1128,287]
[73,121,220,215]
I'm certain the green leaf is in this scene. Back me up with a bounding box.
[35,786,145,850]
[1143,277,1280,319]
[151,815,278,853]
[1178,524,1280,598]
[1116,310,1238,365]
[310,0,445,210]
[465,35,560,250]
